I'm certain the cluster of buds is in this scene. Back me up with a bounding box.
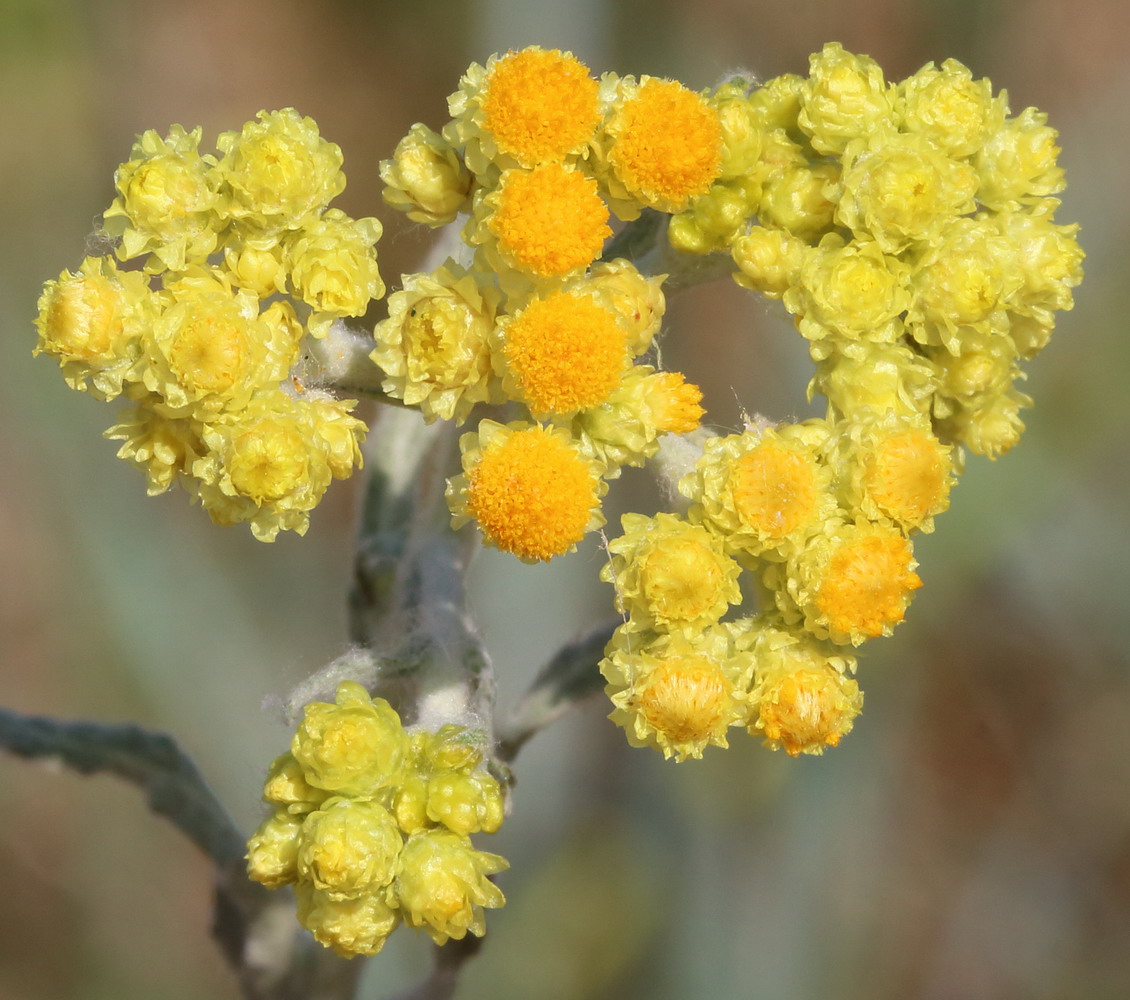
[33,110,380,539]
[246,682,507,957]
[600,43,1082,759]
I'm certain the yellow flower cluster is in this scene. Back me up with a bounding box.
[376,46,712,562]
[246,682,507,957]
[601,44,1082,760]
[34,110,380,540]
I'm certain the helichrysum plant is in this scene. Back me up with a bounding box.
[16,41,1081,996]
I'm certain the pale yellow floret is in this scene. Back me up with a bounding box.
[681,423,836,562]
[600,627,753,761]
[380,123,473,226]
[836,130,978,253]
[497,291,630,416]
[602,512,741,633]
[976,107,1065,210]
[34,256,152,400]
[394,829,508,945]
[784,234,910,352]
[907,216,1013,352]
[104,407,203,496]
[732,227,807,299]
[223,244,288,298]
[897,58,1005,158]
[448,420,606,563]
[191,389,365,541]
[759,160,839,242]
[743,622,861,756]
[261,753,330,815]
[569,258,667,356]
[102,123,221,270]
[599,76,724,214]
[371,262,503,424]
[425,771,504,836]
[937,385,1030,459]
[810,342,937,420]
[572,366,704,475]
[216,108,345,242]
[285,208,384,335]
[290,682,409,797]
[797,42,896,155]
[295,881,400,958]
[246,808,303,888]
[475,163,611,282]
[298,798,403,899]
[138,267,295,418]
[778,522,922,645]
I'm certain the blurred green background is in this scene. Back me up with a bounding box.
[2,0,1127,997]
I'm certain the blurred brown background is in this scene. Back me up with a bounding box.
[1,1,1127,997]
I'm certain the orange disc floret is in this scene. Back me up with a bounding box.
[638,655,732,746]
[755,664,862,757]
[487,164,611,278]
[645,372,704,434]
[863,429,952,529]
[452,421,604,562]
[813,529,922,642]
[482,48,601,165]
[607,78,723,212]
[501,292,629,415]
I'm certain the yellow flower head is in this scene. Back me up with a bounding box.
[599,76,724,215]
[937,386,1030,459]
[744,623,862,756]
[572,366,704,475]
[711,79,766,180]
[371,262,502,424]
[261,752,330,815]
[572,258,667,356]
[601,627,753,761]
[449,47,601,173]
[380,123,473,226]
[780,521,923,645]
[474,163,611,282]
[192,389,365,541]
[139,268,295,418]
[394,829,508,945]
[497,290,630,416]
[759,160,839,242]
[829,413,954,533]
[836,130,978,253]
[448,420,606,563]
[295,881,400,958]
[246,808,303,889]
[907,217,1013,351]
[290,682,409,797]
[731,227,807,300]
[34,256,153,400]
[784,233,910,350]
[216,108,345,241]
[681,422,836,562]
[298,798,403,899]
[425,770,505,837]
[997,208,1084,356]
[976,107,1065,210]
[223,244,288,298]
[811,342,936,420]
[285,208,384,334]
[798,42,896,155]
[102,124,221,271]
[898,58,1005,158]
[602,512,741,633]
[104,407,203,496]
